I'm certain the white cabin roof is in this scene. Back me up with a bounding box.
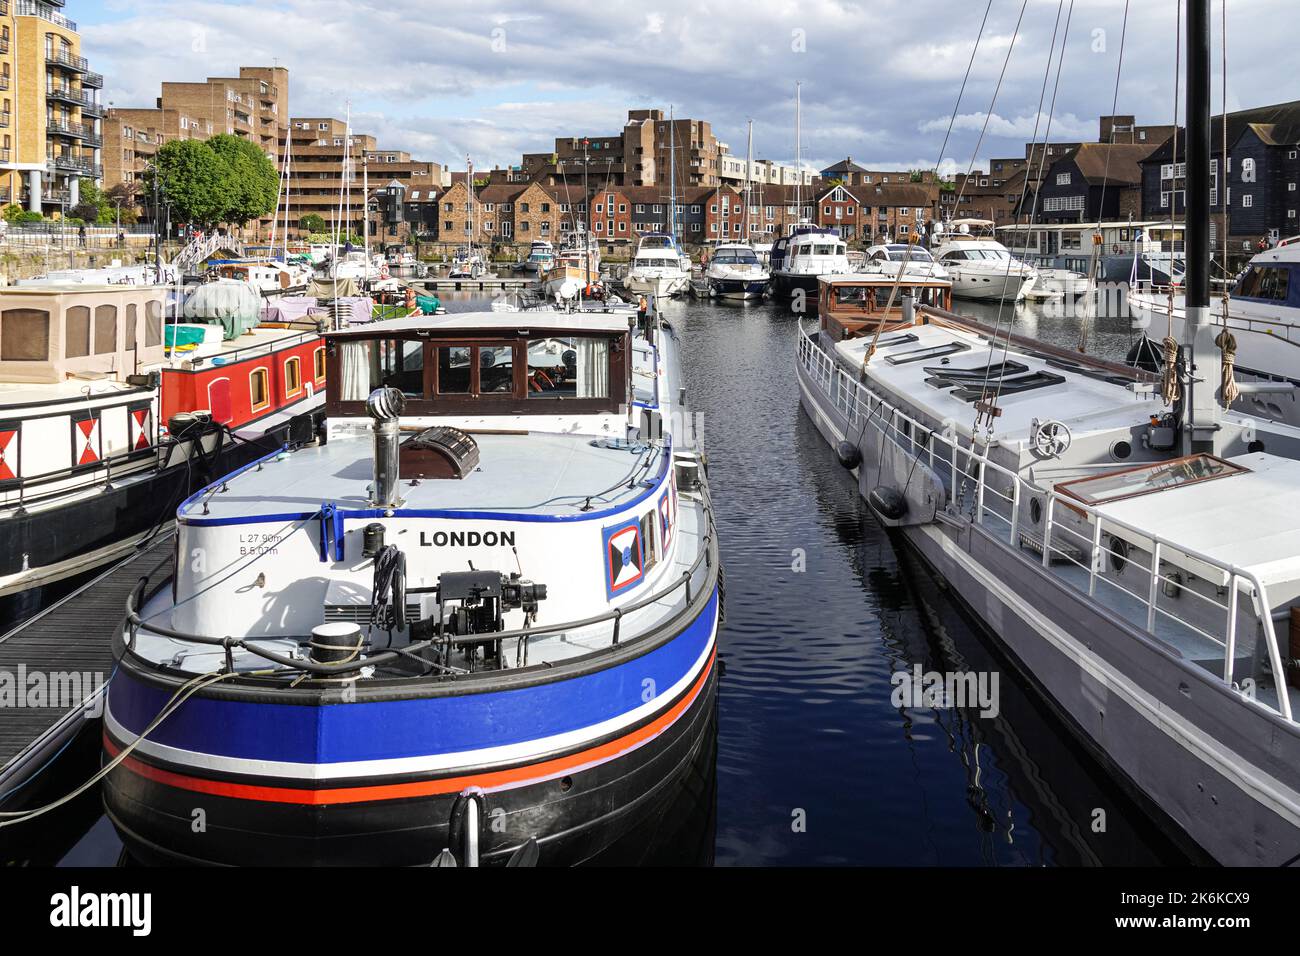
[332,309,634,338]
[839,322,1158,444]
[1093,452,1300,586]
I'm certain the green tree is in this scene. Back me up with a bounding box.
[149,138,233,229]
[206,134,279,226]
[299,213,326,234]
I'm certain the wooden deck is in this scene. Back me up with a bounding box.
[0,534,173,806]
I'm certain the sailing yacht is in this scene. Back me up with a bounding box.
[931,219,1038,301]
[541,230,602,302]
[796,0,1300,865]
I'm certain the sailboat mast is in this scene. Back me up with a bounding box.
[745,119,753,241]
[669,105,678,245]
[1182,0,1220,454]
[466,153,474,262]
[795,82,801,227]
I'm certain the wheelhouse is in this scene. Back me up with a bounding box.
[817,276,952,342]
[325,313,633,417]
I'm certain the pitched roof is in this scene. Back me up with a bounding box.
[1064,142,1155,185]
[821,157,868,175]
[1142,100,1300,162]
[846,183,933,208]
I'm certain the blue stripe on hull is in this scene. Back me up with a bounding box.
[108,590,718,766]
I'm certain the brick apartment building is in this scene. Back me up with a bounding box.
[435,180,564,247]
[1,0,104,215]
[521,109,724,189]
[282,117,440,240]
[815,182,936,242]
[101,65,287,228]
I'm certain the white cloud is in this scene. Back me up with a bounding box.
[80,0,1297,173]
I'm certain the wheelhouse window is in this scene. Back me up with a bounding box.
[436,346,470,394]
[1,309,50,361]
[332,329,624,412]
[313,346,326,382]
[527,337,609,398]
[94,305,117,355]
[65,306,91,358]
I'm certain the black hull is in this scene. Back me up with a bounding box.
[103,664,719,867]
[770,272,820,299]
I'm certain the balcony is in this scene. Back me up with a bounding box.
[0,38,9,55]
[0,111,8,129]
[0,76,9,92]
[83,71,103,89]
[47,119,101,145]
[46,49,89,73]
[16,0,76,31]
[50,154,101,177]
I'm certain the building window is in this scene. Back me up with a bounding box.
[1242,158,1256,183]
[0,309,49,361]
[250,368,270,411]
[1242,194,1254,208]
[1056,172,1071,186]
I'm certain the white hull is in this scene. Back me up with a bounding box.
[624,272,690,298]
[950,269,1036,301]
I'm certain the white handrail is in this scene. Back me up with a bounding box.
[798,323,1294,722]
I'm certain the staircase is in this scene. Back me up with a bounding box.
[172,233,247,272]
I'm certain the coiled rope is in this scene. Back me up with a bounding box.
[1161,335,1182,405]
[1216,325,1240,407]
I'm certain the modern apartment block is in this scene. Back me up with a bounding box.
[523,108,726,189]
[156,66,288,164]
[99,65,285,229]
[282,117,441,238]
[0,0,103,214]
[101,105,212,196]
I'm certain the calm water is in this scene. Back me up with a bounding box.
[9,290,1187,866]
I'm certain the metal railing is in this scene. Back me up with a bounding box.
[46,49,89,72]
[797,324,1293,721]
[124,481,719,682]
[17,0,77,30]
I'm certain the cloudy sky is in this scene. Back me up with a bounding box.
[79,0,1289,175]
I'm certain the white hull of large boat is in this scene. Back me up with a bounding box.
[950,268,1037,301]
[795,330,1300,865]
[624,271,690,299]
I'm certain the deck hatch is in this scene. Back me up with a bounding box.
[883,342,971,365]
[951,371,1066,402]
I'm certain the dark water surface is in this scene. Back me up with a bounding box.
[666,293,1188,865]
[8,290,1188,866]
